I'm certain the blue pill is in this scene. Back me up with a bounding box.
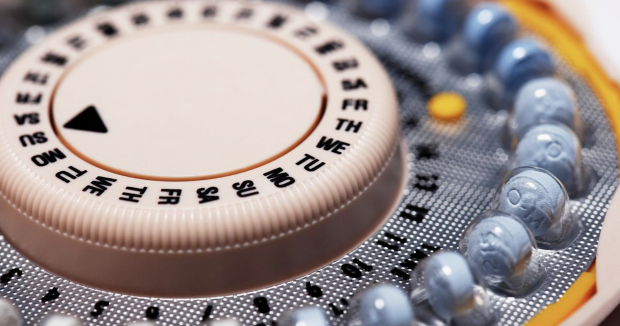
[355,0,406,18]
[494,39,555,101]
[463,4,518,71]
[405,0,469,42]
[514,124,579,188]
[513,78,578,137]
[280,306,330,326]
[356,284,414,326]
[497,169,564,236]
[424,252,475,318]
[468,215,531,278]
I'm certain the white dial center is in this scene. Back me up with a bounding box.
[52,27,325,180]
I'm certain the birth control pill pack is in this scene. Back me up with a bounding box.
[0,0,616,325]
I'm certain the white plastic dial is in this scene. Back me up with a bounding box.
[0,0,405,297]
[52,26,325,180]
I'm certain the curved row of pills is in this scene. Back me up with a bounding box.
[257,0,587,325]
[353,0,588,196]
[0,0,590,325]
[347,0,587,324]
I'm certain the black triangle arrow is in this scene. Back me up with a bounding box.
[63,106,108,133]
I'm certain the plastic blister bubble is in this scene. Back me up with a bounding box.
[492,167,580,248]
[507,77,584,141]
[399,0,469,43]
[346,284,414,326]
[448,3,518,75]
[512,123,591,197]
[459,211,546,296]
[410,251,495,326]
[485,38,555,109]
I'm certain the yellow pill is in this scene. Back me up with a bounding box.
[428,92,467,122]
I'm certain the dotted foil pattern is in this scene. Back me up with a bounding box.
[0,1,616,325]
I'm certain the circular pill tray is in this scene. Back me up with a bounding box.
[0,0,616,325]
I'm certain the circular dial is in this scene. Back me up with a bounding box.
[52,26,326,180]
[0,0,404,297]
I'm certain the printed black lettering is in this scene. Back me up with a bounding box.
[406,116,419,128]
[159,189,181,205]
[132,13,149,25]
[56,166,87,183]
[83,176,117,196]
[0,268,22,283]
[253,297,270,314]
[390,243,439,280]
[341,264,361,279]
[316,136,350,154]
[416,144,439,160]
[202,6,217,18]
[233,180,259,198]
[413,174,440,192]
[90,300,109,317]
[31,148,66,167]
[67,35,86,50]
[305,282,323,298]
[19,131,47,147]
[42,52,67,66]
[146,306,159,320]
[342,78,367,90]
[197,187,219,204]
[97,22,118,37]
[16,92,42,104]
[329,298,348,316]
[236,8,253,20]
[24,72,49,85]
[399,205,429,223]
[333,58,358,72]
[295,26,317,39]
[119,186,148,203]
[41,287,60,303]
[315,40,343,55]
[335,118,362,133]
[263,167,295,188]
[295,154,325,172]
[341,258,373,279]
[376,232,407,251]
[201,305,214,321]
[390,268,410,280]
[14,113,39,125]
[168,8,183,19]
[391,265,415,281]
[353,258,373,271]
[342,99,368,111]
[267,14,287,28]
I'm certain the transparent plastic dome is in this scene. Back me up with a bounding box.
[410,251,495,326]
[492,167,581,248]
[448,3,518,74]
[508,78,583,140]
[460,211,546,296]
[485,38,555,110]
[512,123,591,197]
